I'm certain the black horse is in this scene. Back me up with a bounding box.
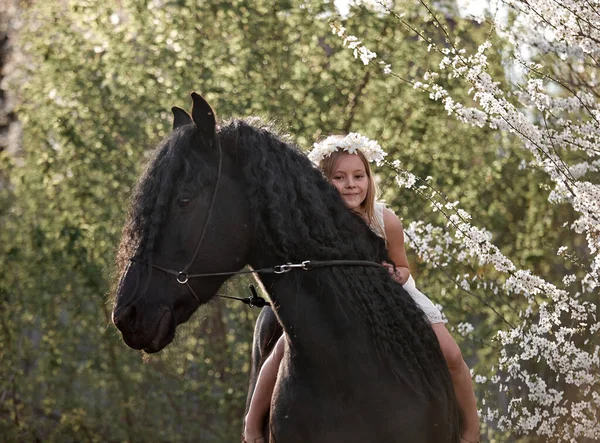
[112,93,460,442]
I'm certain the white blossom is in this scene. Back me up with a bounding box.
[331,0,600,438]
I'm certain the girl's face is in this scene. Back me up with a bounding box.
[329,153,369,212]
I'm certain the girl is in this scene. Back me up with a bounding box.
[243,134,480,443]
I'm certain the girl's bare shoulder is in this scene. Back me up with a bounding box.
[382,207,404,232]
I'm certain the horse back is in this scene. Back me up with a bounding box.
[245,306,459,443]
[270,357,456,443]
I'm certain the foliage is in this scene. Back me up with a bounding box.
[2,0,594,441]
[334,0,599,441]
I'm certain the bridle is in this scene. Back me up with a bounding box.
[130,135,386,306]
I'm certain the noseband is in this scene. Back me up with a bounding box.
[130,136,386,305]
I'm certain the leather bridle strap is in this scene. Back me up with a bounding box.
[181,139,223,274]
[145,259,386,304]
[149,259,385,283]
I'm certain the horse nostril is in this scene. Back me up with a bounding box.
[113,304,137,329]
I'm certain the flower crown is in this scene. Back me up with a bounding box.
[308,133,387,166]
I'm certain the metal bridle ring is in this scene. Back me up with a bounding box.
[274,264,290,274]
[177,272,189,284]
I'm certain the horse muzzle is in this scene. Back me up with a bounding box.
[113,306,175,353]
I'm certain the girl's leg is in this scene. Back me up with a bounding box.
[244,335,285,442]
[431,323,480,443]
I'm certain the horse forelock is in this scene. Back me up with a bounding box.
[114,126,215,283]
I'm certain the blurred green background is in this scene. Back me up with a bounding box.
[0,0,590,441]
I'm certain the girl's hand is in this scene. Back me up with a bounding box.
[382,261,409,285]
[243,428,264,443]
[243,415,264,443]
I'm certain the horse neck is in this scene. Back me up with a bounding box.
[258,272,372,362]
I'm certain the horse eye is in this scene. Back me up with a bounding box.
[178,197,192,208]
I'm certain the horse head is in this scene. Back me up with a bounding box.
[112,93,251,353]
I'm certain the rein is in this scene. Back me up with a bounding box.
[149,259,385,281]
[130,258,386,307]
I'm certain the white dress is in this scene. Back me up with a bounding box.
[371,202,443,324]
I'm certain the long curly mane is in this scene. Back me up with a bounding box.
[220,119,454,400]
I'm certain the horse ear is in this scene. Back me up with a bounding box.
[171,106,192,130]
[190,92,217,138]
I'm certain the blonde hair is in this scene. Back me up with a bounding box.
[318,147,381,232]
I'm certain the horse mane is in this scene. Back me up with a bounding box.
[220,118,387,263]
[114,116,453,400]
[220,119,453,399]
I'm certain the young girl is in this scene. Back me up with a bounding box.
[243,134,480,443]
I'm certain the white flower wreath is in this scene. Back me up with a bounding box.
[308,133,387,166]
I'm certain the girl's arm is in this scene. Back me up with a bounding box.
[382,208,411,285]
